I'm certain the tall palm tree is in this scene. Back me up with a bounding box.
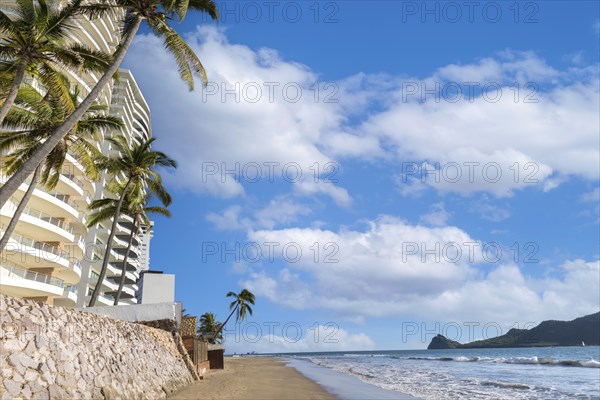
[0,0,113,124]
[198,312,223,344]
[214,289,256,339]
[86,192,171,305]
[87,135,176,307]
[0,81,123,251]
[0,0,218,209]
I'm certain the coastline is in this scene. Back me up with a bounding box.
[286,358,417,400]
[168,357,337,399]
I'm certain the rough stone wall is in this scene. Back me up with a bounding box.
[180,317,197,337]
[0,295,195,399]
[137,319,199,380]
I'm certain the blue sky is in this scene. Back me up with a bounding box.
[123,1,600,352]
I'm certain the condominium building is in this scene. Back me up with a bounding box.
[75,70,154,307]
[0,3,153,307]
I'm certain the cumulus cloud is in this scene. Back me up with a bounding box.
[126,28,599,202]
[124,26,346,201]
[352,52,598,197]
[238,217,599,327]
[419,202,451,226]
[223,324,375,354]
[469,196,511,222]
[581,187,600,203]
[206,196,312,231]
[294,180,352,208]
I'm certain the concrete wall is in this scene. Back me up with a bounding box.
[0,295,195,399]
[138,273,175,304]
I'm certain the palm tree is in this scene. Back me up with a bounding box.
[0,0,218,209]
[0,0,113,124]
[87,135,176,307]
[0,81,123,252]
[198,312,223,344]
[214,289,256,339]
[86,192,171,305]
[181,308,192,318]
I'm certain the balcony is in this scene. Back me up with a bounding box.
[105,284,136,299]
[0,263,64,298]
[81,292,114,307]
[1,200,75,243]
[1,230,70,268]
[58,173,84,196]
[18,177,80,219]
[54,285,78,307]
[88,269,119,291]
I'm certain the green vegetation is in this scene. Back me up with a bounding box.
[86,136,176,307]
[428,312,600,349]
[0,0,112,124]
[0,0,218,211]
[0,79,122,252]
[198,312,223,344]
[214,289,256,339]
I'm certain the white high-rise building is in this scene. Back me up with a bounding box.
[0,3,153,307]
[76,70,153,307]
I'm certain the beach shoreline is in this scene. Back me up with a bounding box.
[168,357,337,400]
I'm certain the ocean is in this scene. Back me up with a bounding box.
[278,347,600,399]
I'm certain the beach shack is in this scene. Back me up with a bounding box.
[181,316,210,377]
[207,344,225,369]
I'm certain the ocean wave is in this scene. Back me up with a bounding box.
[481,381,531,390]
[342,353,387,358]
[406,356,600,368]
[580,359,600,368]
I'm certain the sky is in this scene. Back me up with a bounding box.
[122,1,600,353]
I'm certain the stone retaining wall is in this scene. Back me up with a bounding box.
[0,295,196,399]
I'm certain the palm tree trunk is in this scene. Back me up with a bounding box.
[0,58,27,126]
[0,166,40,252]
[0,16,143,209]
[88,178,133,307]
[113,217,138,305]
[214,304,239,339]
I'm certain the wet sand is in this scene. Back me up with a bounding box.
[168,357,337,400]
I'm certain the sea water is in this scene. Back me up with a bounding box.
[279,347,600,399]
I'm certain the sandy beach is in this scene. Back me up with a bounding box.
[168,357,337,400]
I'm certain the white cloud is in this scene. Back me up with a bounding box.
[419,202,451,226]
[223,324,375,354]
[470,196,511,222]
[206,196,312,231]
[351,53,599,197]
[239,216,599,327]
[127,31,598,200]
[253,197,313,229]
[124,27,347,201]
[206,205,252,231]
[435,51,559,84]
[294,180,352,208]
[581,187,600,203]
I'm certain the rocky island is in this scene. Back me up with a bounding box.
[428,312,600,349]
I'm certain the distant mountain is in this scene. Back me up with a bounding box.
[427,312,600,349]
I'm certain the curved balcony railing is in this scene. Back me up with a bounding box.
[66,284,78,295]
[4,200,74,234]
[1,231,71,261]
[47,192,79,211]
[61,173,84,190]
[0,263,64,288]
[21,177,80,211]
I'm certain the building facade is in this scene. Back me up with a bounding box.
[136,270,175,305]
[0,4,153,307]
